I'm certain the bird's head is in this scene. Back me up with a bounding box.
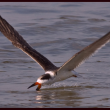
[27,74,51,91]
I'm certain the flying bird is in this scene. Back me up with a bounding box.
[0,15,110,91]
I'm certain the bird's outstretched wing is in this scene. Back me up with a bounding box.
[57,31,110,73]
[0,16,57,71]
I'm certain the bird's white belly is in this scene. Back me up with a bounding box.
[52,71,74,83]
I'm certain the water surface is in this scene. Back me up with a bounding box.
[0,2,110,108]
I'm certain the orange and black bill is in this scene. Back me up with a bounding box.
[28,82,41,91]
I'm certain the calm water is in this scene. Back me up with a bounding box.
[0,2,110,108]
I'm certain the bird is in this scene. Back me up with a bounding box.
[0,15,110,91]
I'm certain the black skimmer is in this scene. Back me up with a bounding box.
[0,16,110,91]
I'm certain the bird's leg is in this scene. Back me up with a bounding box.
[72,74,77,77]
[72,70,82,78]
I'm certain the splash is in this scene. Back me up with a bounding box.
[42,81,79,90]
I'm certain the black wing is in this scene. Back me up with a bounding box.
[0,16,57,71]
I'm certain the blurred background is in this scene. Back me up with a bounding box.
[0,2,110,108]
